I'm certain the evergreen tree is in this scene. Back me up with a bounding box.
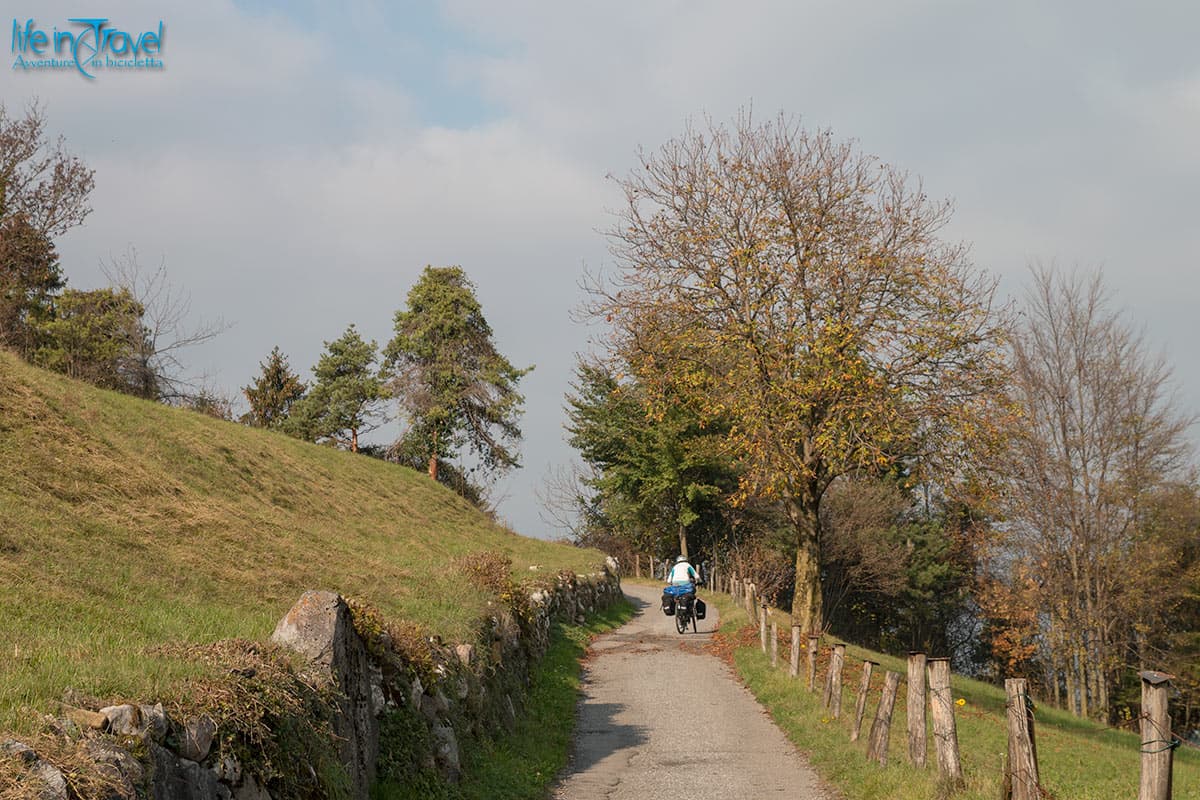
[31,287,153,396]
[242,346,306,428]
[0,213,62,355]
[288,325,385,452]
[565,359,738,559]
[383,266,531,482]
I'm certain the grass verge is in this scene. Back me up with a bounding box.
[708,591,1200,800]
[372,596,636,799]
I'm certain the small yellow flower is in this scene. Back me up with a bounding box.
[955,698,966,706]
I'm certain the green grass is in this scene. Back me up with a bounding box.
[371,598,637,800]
[0,351,605,732]
[710,592,1200,800]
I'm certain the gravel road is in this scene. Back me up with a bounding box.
[553,583,830,798]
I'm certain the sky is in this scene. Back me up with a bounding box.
[5,0,1198,539]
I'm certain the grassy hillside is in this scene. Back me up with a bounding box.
[0,351,602,732]
[707,591,1200,800]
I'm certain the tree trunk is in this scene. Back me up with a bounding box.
[351,427,358,453]
[428,429,439,480]
[1065,655,1077,716]
[789,495,822,636]
[678,521,688,559]
[1076,647,1089,719]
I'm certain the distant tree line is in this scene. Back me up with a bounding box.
[562,112,1199,729]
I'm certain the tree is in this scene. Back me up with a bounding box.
[243,346,306,428]
[0,101,95,238]
[383,266,532,482]
[565,359,738,559]
[289,325,385,452]
[30,287,152,395]
[995,266,1195,718]
[0,213,62,354]
[102,251,227,403]
[590,113,1007,634]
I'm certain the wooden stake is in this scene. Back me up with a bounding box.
[829,644,846,719]
[1138,671,1175,800]
[759,604,768,654]
[851,660,876,742]
[867,670,901,765]
[771,622,779,667]
[927,658,964,789]
[822,648,834,708]
[1005,678,1041,800]
[635,554,641,578]
[907,652,928,768]
[807,635,820,692]
[789,625,801,679]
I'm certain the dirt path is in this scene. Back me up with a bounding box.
[553,583,830,799]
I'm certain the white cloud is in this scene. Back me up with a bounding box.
[10,0,1199,538]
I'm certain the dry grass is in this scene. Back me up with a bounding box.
[0,351,602,734]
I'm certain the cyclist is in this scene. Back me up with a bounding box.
[667,554,699,588]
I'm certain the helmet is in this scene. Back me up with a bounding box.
[676,555,687,563]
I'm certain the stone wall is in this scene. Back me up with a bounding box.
[2,559,622,799]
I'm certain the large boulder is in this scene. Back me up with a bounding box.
[270,591,378,799]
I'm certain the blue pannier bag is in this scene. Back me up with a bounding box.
[663,584,694,597]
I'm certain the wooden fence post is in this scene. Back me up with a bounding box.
[822,646,834,708]
[789,625,801,679]
[745,583,756,617]
[760,605,768,654]
[807,635,820,692]
[927,658,964,789]
[1138,671,1175,800]
[851,660,876,742]
[829,644,846,718]
[1005,678,1041,800]
[867,670,901,766]
[908,652,928,768]
[770,622,779,667]
[634,554,641,578]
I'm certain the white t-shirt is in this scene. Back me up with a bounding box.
[668,561,697,585]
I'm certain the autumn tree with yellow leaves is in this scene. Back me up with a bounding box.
[590,114,1008,635]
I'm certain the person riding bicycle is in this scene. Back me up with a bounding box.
[662,554,705,629]
[667,554,699,589]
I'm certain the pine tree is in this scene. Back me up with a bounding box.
[242,346,306,428]
[288,325,385,452]
[0,214,64,355]
[383,266,531,482]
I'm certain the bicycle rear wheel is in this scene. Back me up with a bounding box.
[675,611,688,634]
